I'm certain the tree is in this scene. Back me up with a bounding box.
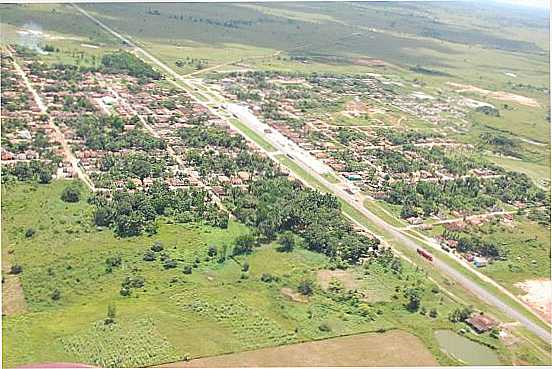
[241,261,250,272]
[233,233,255,255]
[163,258,177,269]
[38,169,52,184]
[277,231,295,252]
[94,207,111,227]
[9,264,22,275]
[24,228,36,238]
[182,265,192,274]
[151,241,164,252]
[51,288,61,301]
[61,186,81,203]
[207,245,217,257]
[297,279,314,296]
[105,303,116,324]
[429,308,438,318]
[448,306,473,322]
[143,250,156,261]
[404,287,421,312]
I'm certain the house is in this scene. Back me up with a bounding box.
[444,220,466,232]
[473,256,488,268]
[466,313,498,333]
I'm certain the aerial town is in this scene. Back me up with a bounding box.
[1,2,550,368]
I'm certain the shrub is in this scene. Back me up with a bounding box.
[241,261,250,272]
[60,186,81,203]
[260,273,278,283]
[163,258,177,269]
[277,231,295,252]
[318,323,331,332]
[143,250,156,261]
[120,287,131,296]
[232,233,255,255]
[105,256,122,268]
[51,288,61,300]
[9,264,23,275]
[182,265,192,274]
[297,279,314,296]
[208,245,218,257]
[105,303,116,325]
[24,228,36,238]
[429,308,438,318]
[151,241,164,252]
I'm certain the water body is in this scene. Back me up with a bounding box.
[435,330,502,366]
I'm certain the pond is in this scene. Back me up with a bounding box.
[435,330,502,366]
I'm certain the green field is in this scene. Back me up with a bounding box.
[0,180,479,367]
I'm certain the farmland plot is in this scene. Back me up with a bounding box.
[60,317,181,367]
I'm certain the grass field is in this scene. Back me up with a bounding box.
[1,180,482,368]
[157,329,438,367]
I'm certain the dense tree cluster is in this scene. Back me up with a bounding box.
[1,160,56,184]
[385,171,548,219]
[62,115,165,152]
[101,51,161,80]
[226,177,380,263]
[90,180,228,237]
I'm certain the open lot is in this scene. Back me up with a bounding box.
[158,330,438,367]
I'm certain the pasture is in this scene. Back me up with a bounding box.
[2,180,470,368]
[158,330,438,367]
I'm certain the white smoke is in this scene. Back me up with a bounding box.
[17,22,47,54]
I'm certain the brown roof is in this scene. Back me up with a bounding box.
[466,314,497,332]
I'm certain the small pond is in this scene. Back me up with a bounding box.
[435,330,502,366]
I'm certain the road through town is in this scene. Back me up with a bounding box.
[73,3,551,343]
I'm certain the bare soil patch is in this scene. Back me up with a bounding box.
[447,82,540,107]
[515,279,552,323]
[280,287,308,303]
[156,330,438,367]
[317,269,358,290]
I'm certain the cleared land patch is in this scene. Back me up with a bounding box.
[157,329,438,367]
[447,82,540,108]
[515,279,552,323]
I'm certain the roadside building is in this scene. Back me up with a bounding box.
[466,313,498,333]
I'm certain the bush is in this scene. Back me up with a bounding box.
[182,265,192,274]
[151,241,164,252]
[260,273,278,283]
[163,258,177,269]
[143,250,156,261]
[120,287,131,296]
[277,231,295,252]
[297,279,314,296]
[61,186,81,203]
[51,288,61,301]
[9,264,23,275]
[105,303,116,324]
[105,256,122,268]
[429,308,438,318]
[233,234,255,255]
[24,228,36,238]
[241,261,250,272]
[207,245,217,257]
[318,323,331,332]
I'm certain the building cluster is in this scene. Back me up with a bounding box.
[1,50,71,178]
[211,72,502,198]
[8,49,284,202]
